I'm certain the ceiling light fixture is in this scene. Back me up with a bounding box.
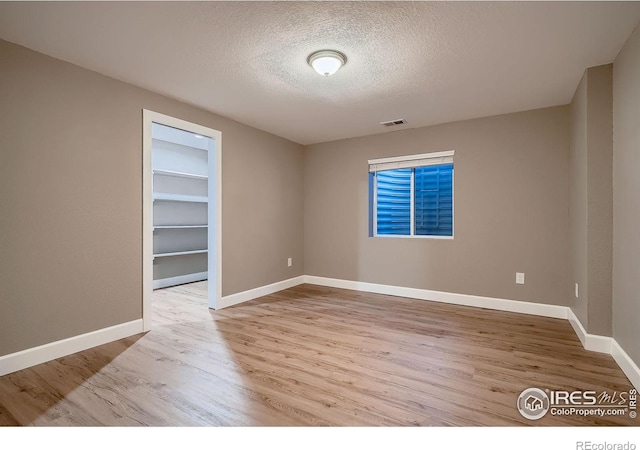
[307,50,347,77]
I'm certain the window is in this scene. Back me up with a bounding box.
[369,151,454,238]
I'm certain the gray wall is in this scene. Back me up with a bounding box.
[612,23,640,365]
[569,74,589,327]
[586,65,613,337]
[304,107,570,306]
[0,39,304,356]
[568,64,613,336]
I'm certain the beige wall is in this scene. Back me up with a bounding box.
[304,107,570,306]
[569,74,589,327]
[612,23,640,364]
[568,64,614,336]
[586,65,613,337]
[0,39,304,356]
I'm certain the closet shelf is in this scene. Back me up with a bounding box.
[153,169,208,180]
[152,136,208,152]
[153,249,208,258]
[153,193,208,203]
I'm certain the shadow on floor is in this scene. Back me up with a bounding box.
[0,333,145,426]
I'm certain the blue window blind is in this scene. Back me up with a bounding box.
[376,169,411,235]
[371,156,454,237]
[414,163,453,236]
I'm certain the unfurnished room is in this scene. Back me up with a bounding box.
[0,1,639,444]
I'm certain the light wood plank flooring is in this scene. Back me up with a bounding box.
[0,282,636,426]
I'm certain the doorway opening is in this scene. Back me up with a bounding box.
[142,110,222,331]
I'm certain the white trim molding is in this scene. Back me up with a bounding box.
[611,340,640,391]
[218,275,306,309]
[368,150,454,172]
[304,275,568,319]
[566,308,612,354]
[0,320,144,377]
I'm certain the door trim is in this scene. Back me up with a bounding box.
[142,110,222,331]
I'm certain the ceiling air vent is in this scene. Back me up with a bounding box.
[380,118,407,127]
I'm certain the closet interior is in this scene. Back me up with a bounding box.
[152,123,211,289]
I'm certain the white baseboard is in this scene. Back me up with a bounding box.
[153,271,208,290]
[304,275,568,319]
[567,308,588,347]
[0,319,144,377]
[566,308,612,354]
[218,275,305,309]
[611,340,640,391]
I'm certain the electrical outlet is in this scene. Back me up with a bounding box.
[516,272,525,285]
[287,257,292,267]
[575,283,579,298]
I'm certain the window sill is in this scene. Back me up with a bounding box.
[371,234,454,240]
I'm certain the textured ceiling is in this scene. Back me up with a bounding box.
[1,2,639,145]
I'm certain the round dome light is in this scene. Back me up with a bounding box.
[307,50,347,77]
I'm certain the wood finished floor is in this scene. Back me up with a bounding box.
[0,282,636,426]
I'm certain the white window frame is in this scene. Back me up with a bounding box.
[369,150,455,240]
